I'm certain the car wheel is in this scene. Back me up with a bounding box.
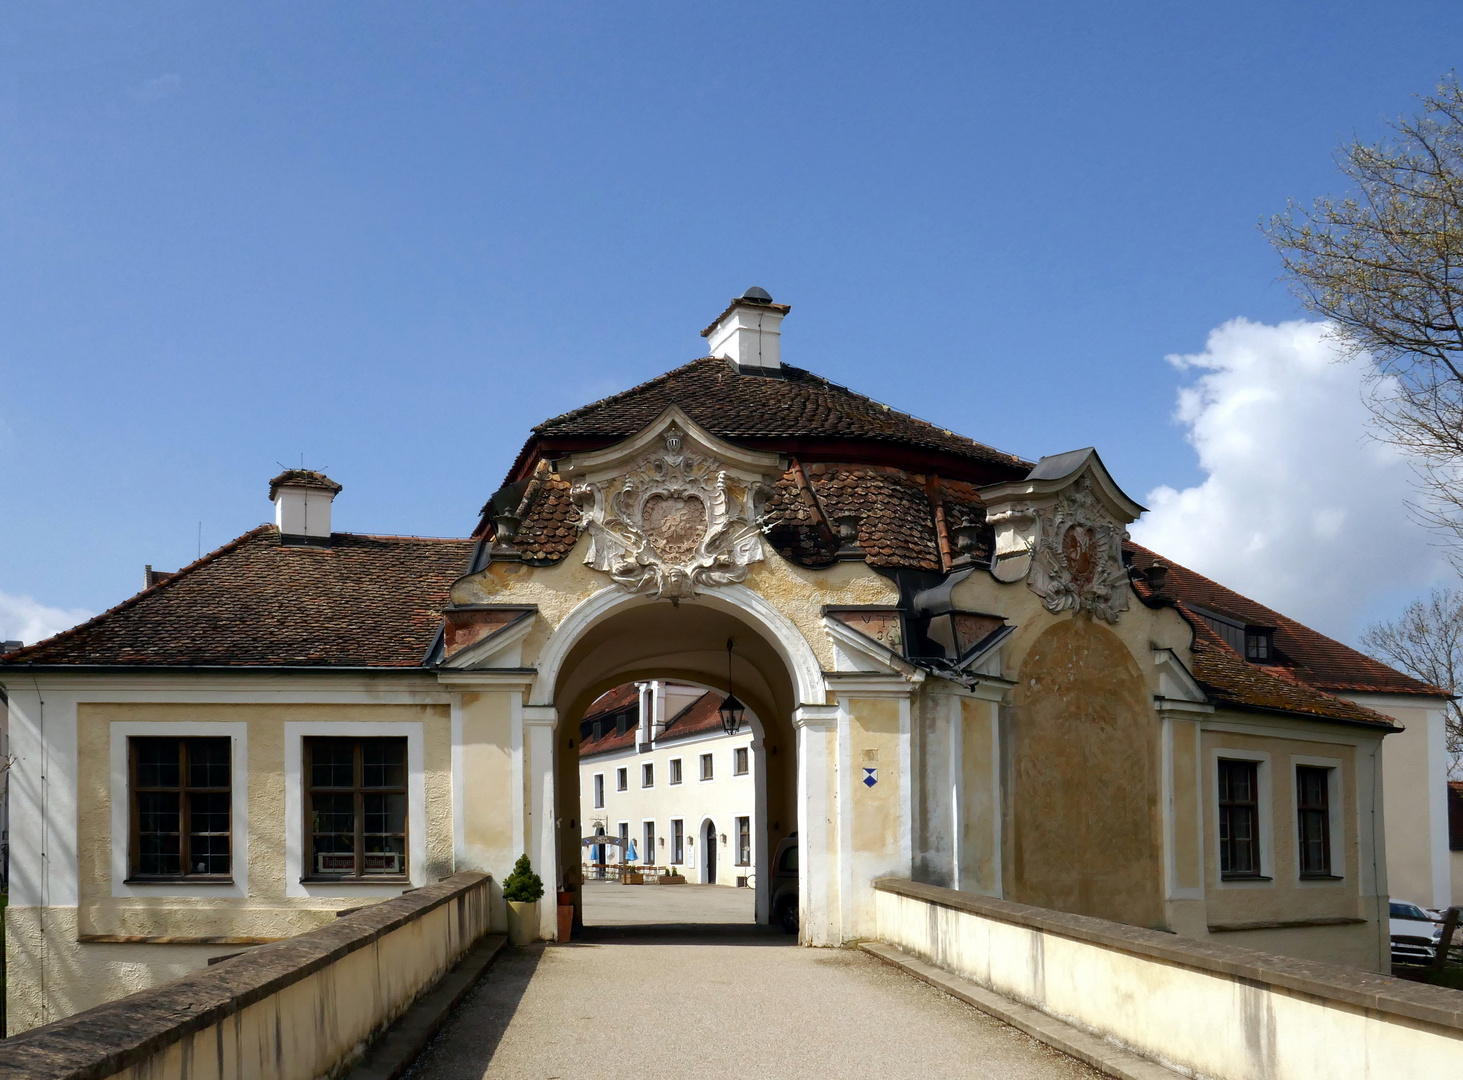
[777,898,798,935]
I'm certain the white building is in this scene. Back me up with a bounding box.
[578,681,757,886]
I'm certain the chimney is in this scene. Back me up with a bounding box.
[268,469,342,546]
[701,286,791,373]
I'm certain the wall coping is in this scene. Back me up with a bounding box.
[873,878,1463,1033]
[0,871,491,1080]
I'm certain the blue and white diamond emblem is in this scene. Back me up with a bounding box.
[863,767,878,787]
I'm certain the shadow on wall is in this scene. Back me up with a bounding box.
[1009,617,1164,928]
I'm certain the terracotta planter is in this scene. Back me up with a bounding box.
[557,904,573,942]
[506,900,539,946]
[659,874,687,884]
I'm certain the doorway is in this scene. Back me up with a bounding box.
[704,820,718,885]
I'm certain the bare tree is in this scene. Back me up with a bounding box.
[1266,75,1463,556]
[1361,588,1463,777]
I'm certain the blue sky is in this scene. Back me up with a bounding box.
[3,2,1461,644]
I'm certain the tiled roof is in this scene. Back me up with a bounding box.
[653,691,728,744]
[0,527,475,669]
[268,469,342,499]
[578,689,730,758]
[524,358,1031,476]
[1127,544,1440,698]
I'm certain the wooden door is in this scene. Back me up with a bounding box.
[705,821,717,884]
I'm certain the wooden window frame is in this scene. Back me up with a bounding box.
[616,767,627,791]
[735,816,751,866]
[669,758,683,785]
[593,772,605,809]
[642,762,654,788]
[303,736,409,882]
[128,736,233,882]
[700,752,714,781]
[1296,765,1335,878]
[1218,758,1265,880]
[671,818,684,864]
[734,747,749,776]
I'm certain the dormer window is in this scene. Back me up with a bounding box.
[1245,628,1274,663]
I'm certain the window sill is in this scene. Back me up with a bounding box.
[300,876,411,885]
[124,876,235,886]
[1299,873,1344,881]
[1220,874,1273,882]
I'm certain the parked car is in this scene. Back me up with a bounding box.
[1390,899,1443,964]
[770,833,798,934]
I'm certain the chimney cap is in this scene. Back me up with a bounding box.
[268,469,342,501]
[740,285,773,303]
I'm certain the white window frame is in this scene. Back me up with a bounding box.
[734,747,749,776]
[671,817,684,864]
[285,721,426,898]
[700,752,714,781]
[1211,747,1274,887]
[642,819,656,867]
[109,721,249,899]
[616,766,628,791]
[593,772,605,809]
[669,757,683,785]
[1292,754,1345,884]
[734,815,751,866]
[642,762,654,788]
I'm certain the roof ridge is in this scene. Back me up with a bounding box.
[531,358,711,434]
[1127,541,1439,696]
[0,525,274,664]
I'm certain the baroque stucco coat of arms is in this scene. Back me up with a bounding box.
[981,450,1144,626]
[566,421,778,601]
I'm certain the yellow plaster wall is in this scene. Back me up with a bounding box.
[460,691,516,872]
[1008,616,1164,928]
[960,698,999,895]
[75,701,453,940]
[1171,719,1201,893]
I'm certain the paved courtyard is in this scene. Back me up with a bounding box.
[406,930,1098,1080]
[579,879,755,925]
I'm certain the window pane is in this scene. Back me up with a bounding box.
[137,790,181,875]
[136,739,180,788]
[187,738,231,788]
[188,791,231,874]
[362,792,407,875]
[310,739,356,788]
[311,792,357,874]
[362,739,407,788]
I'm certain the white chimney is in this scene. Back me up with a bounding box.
[701,286,790,372]
[269,469,342,545]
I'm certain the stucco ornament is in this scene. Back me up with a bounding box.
[979,447,1146,625]
[1024,476,1132,623]
[566,418,781,601]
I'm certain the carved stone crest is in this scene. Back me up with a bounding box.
[562,413,784,601]
[1025,476,1132,623]
[980,448,1145,626]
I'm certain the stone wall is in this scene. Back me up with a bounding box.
[0,872,492,1080]
[874,877,1462,1079]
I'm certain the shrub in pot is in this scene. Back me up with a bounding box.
[503,854,545,945]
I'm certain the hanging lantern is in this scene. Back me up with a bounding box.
[720,638,746,735]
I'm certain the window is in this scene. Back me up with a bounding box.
[129,736,232,879]
[778,842,798,873]
[669,758,683,785]
[1246,628,1274,663]
[1296,766,1333,877]
[616,767,627,792]
[735,816,750,866]
[734,747,749,775]
[700,753,714,781]
[618,821,629,855]
[593,773,605,809]
[1218,759,1261,878]
[304,737,408,879]
[642,762,654,788]
[616,714,628,736]
[643,821,656,866]
[671,818,684,864]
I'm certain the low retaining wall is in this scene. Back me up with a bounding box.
[0,872,492,1080]
[874,878,1463,1079]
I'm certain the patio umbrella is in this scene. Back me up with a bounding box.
[626,839,639,863]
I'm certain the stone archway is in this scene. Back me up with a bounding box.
[540,585,822,929]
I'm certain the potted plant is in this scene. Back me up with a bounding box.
[503,854,544,946]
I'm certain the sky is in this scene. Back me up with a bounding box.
[3,2,1461,647]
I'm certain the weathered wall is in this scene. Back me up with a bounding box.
[0,873,492,1080]
[1007,616,1163,928]
[874,878,1463,1080]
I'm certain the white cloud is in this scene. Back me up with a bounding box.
[0,591,93,647]
[1129,318,1449,642]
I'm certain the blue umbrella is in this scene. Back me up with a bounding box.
[626,839,639,863]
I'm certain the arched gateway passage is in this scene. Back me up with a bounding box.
[541,586,815,928]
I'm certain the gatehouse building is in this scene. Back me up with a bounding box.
[0,288,1451,1031]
